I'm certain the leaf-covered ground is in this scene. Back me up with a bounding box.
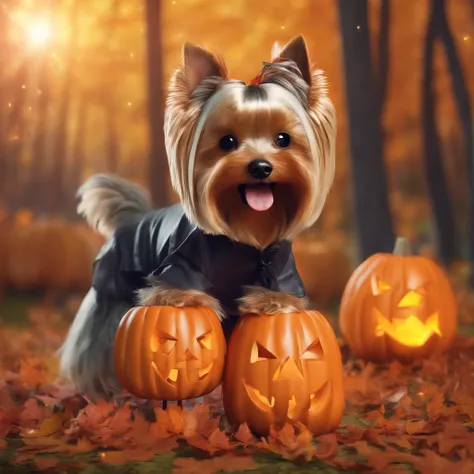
[1,293,474,474]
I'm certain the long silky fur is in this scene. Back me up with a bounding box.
[165,40,336,241]
[238,286,309,315]
[57,289,131,402]
[77,174,152,238]
[137,279,224,321]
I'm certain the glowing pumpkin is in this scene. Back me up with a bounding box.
[339,237,457,362]
[114,305,226,401]
[222,311,344,436]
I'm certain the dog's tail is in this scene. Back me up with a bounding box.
[77,174,152,238]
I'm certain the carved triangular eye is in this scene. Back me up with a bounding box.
[197,331,213,350]
[371,275,392,295]
[251,342,277,363]
[398,290,423,308]
[301,339,323,360]
[150,331,177,354]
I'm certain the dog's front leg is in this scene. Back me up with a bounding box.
[237,285,308,316]
[137,277,224,320]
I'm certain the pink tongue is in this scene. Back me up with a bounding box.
[245,185,274,211]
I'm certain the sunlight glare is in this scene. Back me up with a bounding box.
[26,19,51,47]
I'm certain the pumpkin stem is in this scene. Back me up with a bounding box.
[162,400,168,410]
[393,237,411,256]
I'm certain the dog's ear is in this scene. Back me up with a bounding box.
[183,42,228,93]
[271,35,311,85]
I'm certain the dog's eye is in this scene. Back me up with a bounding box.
[275,132,291,148]
[219,135,238,151]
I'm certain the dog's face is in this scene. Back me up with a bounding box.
[195,87,314,248]
[165,36,336,248]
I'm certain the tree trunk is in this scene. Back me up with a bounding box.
[432,0,474,282]
[71,100,87,187]
[0,5,9,200]
[144,0,168,207]
[377,0,390,116]
[337,0,395,260]
[421,0,458,264]
[49,0,79,216]
[0,69,27,207]
[0,83,7,200]
[105,102,120,173]
[65,98,88,217]
[101,0,122,175]
[26,58,51,214]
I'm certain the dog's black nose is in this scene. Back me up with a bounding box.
[248,159,273,180]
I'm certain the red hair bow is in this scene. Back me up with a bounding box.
[248,71,263,86]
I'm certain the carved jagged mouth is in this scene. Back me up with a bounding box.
[243,381,275,411]
[152,361,214,384]
[243,380,330,417]
[374,309,441,347]
[308,381,330,414]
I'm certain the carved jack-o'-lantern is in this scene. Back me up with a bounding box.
[339,237,457,362]
[114,306,226,401]
[223,311,344,436]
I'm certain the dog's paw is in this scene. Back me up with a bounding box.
[238,286,308,316]
[137,283,224,320]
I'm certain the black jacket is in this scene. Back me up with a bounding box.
[92,204,306,338]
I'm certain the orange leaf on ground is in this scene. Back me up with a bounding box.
[100,449,155,464]
[19,398,48,430]
[208,428,234,451]
[107,405,132,434]
[363,447,418,472]
[71,399,116,435]
[314,433,339,460]
[405,420,429,435]
[380,434,412,450]
[165,405,185,434]
[22,412,66,439]
[3,293,474,471]
[181,404,220,439]
[413,449,474,474]
[186,434,216,453]
[261,424,316,463]
[19,360,52,386]
[34,456,59,471]
[233,423,255,446]
[450,391,474,422]
[172,454,257,474]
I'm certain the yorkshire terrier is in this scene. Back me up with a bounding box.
[58,35,336,402]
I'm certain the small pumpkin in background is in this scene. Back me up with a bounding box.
[0,207,11,291]
[3,213,103,292]
[292,239,351,304]
[223,310,344,437]
[38,219,103,291]
[339,237,457,363]
[114,305,226,401]
[5,211,43,289]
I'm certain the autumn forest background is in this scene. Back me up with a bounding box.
[0,0,474,472]
[1,0,474,302]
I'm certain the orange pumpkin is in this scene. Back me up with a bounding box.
[6,214,43,289]
[339,237,457,362]
[39,219,102,291]
[222,311,344,436]
[114,305,226,401]
[4,215,103,291]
